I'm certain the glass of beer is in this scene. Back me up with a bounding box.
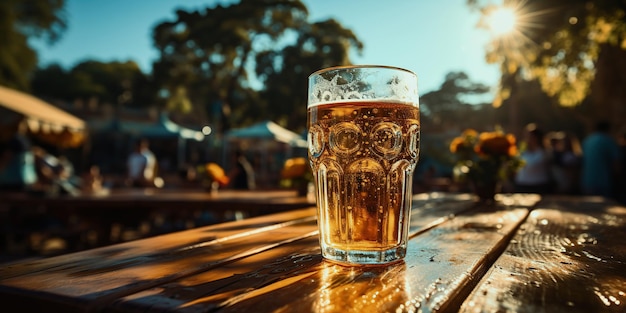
[307,65,420,265]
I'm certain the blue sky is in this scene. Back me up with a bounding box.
[30,0,501,97]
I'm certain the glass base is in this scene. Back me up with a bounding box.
[321,245,407,266]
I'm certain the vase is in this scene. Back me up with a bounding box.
[471,180,501,203]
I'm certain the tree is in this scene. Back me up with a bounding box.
[468,0,626,130]
[494,79,589,139]
[151,0,309,132]
[32,60,154,109]
[30,63,71,100]
[0,0,66,90]
[419,71,492,132]
[255,18,363,130]
[70,60,154,108]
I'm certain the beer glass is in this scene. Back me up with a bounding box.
[307,65,420,265]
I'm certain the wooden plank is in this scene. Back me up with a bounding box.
[0,193,532,312]
[69,195,473,311]
[0,193,473,280]
[460,196,626,313]
[106,195,537,312]
[0,212,319,312]
[1,190,316,251]
[0,207,317,280]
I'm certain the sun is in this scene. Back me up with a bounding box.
[485,7,518,36]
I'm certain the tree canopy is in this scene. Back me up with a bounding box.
[420,71,492,131]
[151,0,362,132]
[22,0,362,132]
[255,18,363,130]
[32,60,154,109]
[468,0,626,129]
[0,0,66,90]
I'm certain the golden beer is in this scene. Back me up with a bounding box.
[308,100,419,264]
[308,66,419,265]
[308,64,420,265]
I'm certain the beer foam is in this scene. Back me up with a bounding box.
[308,66,418,107]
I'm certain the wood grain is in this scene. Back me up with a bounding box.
[0,208,319,280]
[107,197,535,312]
[460,196,626,313]
[0,193,543,313]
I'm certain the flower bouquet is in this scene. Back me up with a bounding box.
[450,129,523,202]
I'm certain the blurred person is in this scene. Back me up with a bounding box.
[82,165,104,194]
[549,132,582,194]
[127,138,157,187]
[228,149,256,190]
[514,124,553,194]
[580,121,620,198]
[0,124,37,192]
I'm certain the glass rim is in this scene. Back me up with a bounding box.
[309,64,416,79]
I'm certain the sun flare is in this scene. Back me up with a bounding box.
[486,7,518,36]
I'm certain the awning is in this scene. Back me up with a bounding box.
[226,120,306,147]
[89,112,205,141]
[0,85,86,147]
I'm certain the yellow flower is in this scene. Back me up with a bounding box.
[281,157,309,179]
[475,132,517,157]
[462,128,478,138]
[450,129,479,154]
[449,137,465,153]
[205,163,230,186]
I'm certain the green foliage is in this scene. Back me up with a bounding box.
[0,0,66,90]
[420,72,492,131]
[468,0,626,112]
[255,18,363,130]
[150,0,362,132]
[151,0,310,131]
[32,60,154,108]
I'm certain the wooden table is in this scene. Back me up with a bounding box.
[1,189,314,252]
[1,189,314,212]
[1,192,625,312]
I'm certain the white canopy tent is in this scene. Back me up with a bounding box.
[225,120,306,147]
[225,120,307,187]
[88,112,206,170]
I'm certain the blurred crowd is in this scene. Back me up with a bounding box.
[416,120,625,204]
[2,120,625,204]
[0,126,259,195]
[509,121,625,203]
